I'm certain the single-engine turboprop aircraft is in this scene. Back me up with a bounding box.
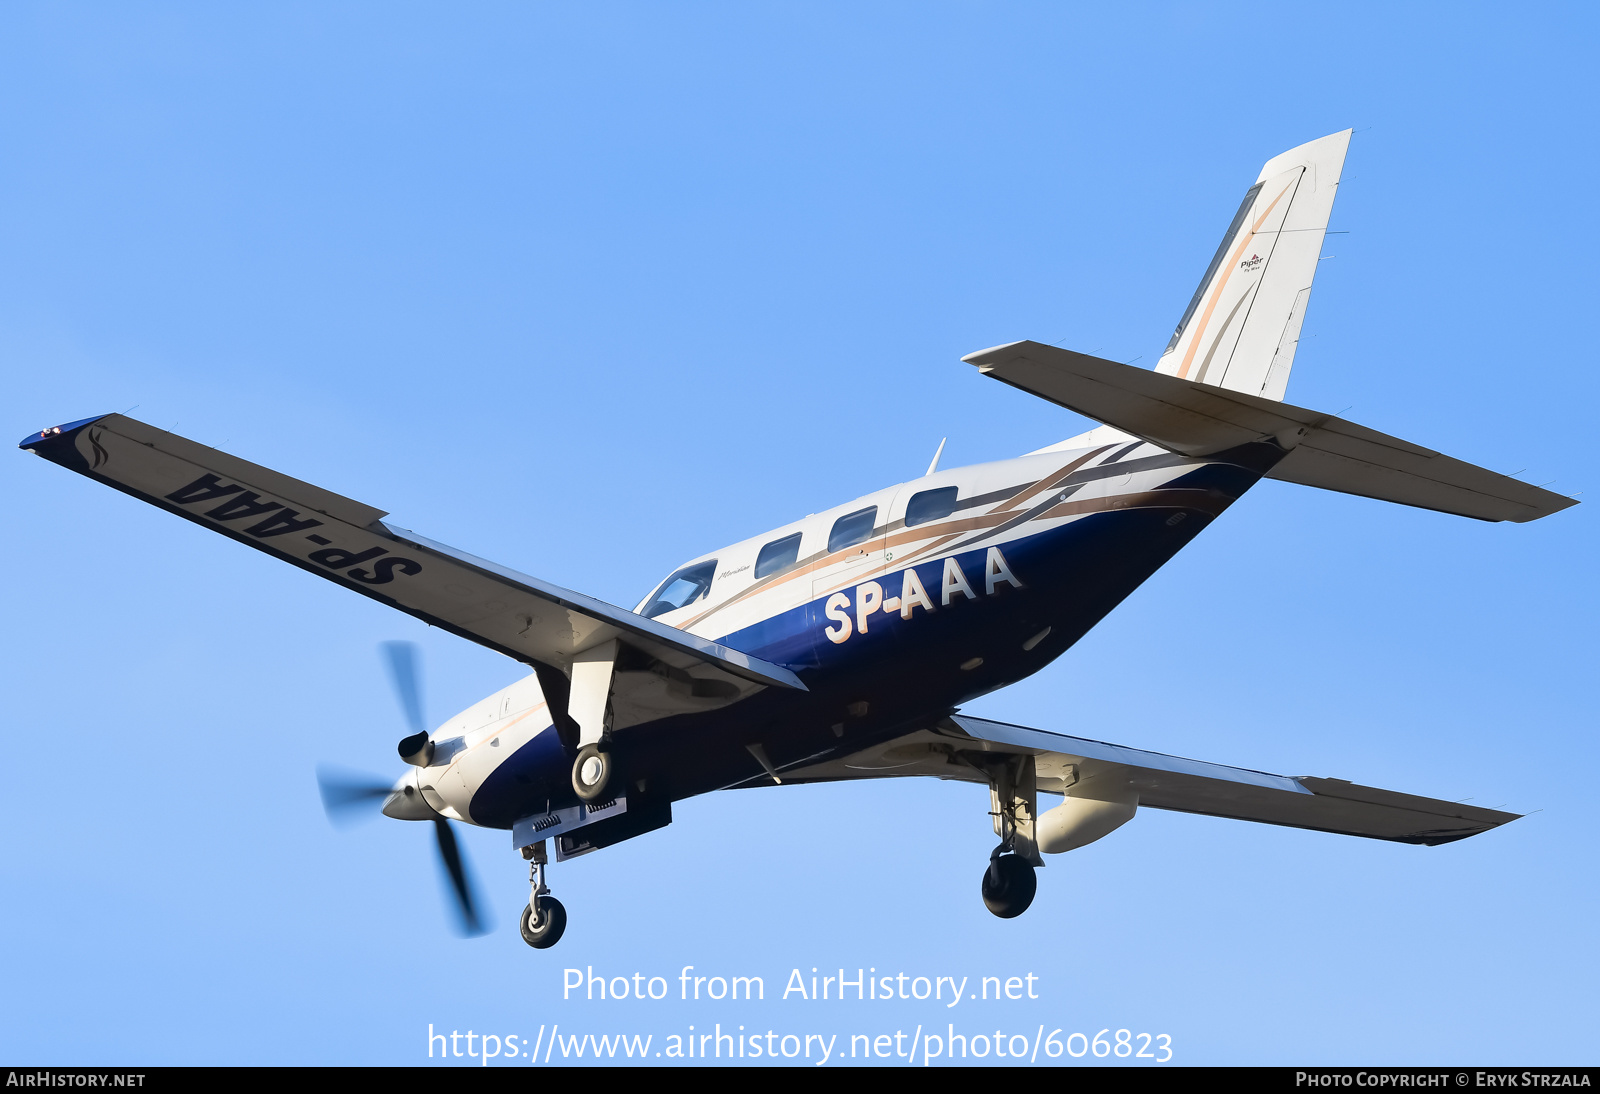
[22,131,1575,948]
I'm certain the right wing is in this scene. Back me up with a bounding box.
[780,714,1518,846]
[20,414,804,732]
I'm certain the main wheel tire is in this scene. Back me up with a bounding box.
[981,854,1037,919]
[520,898,568,949]
[571,744,613,802]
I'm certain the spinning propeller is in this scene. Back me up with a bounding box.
[314,641,487,937]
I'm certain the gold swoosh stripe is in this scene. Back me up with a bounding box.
[801,487,1237,606]
[682,445,1156,630]
[1176,174,1298,380]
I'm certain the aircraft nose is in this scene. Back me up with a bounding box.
[382,768,438,821]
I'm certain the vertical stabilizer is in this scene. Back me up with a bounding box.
[1154,130,1351,402]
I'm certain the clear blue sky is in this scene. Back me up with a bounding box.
[3,2,1595,1067]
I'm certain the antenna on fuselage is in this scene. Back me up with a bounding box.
[925,437,947,477]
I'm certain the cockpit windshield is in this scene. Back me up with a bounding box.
[640,560,717,619]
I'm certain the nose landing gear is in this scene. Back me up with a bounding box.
[519,841,567,949]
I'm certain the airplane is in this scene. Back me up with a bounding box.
[20,130,1575,950]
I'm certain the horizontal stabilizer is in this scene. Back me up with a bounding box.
[964,340,1575,523]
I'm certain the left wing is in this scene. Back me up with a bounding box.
[779,714,1517,846]
[20,414,804,733]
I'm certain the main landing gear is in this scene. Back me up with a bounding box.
[982,845,1037,919]
[519,841,567,949]
[568,641,619,803]
[980,754,1040,919]
[571,742,614,802]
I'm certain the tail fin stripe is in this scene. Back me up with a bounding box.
[1165,181,1263,355]
[1192,285,1255,386]
[1175,174,1299,381]
[1211,179,1307,391]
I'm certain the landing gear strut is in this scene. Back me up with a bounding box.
[568,641,618,803]
[980,754,1040,919]
[519,841,567,949]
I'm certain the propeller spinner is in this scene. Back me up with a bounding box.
[313,642,487,937]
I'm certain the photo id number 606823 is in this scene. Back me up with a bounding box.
[1048,1029,1172,1061]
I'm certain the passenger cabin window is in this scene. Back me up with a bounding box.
[641,560,716,619]
[905,486,958,528]
[828,506,877,553]
[754,532,802,579]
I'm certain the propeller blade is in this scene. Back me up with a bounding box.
[381,640,426,737]
[315,766,394,828]
[431,817,487,937]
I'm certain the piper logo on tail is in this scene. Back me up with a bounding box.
[823,546,1022,644]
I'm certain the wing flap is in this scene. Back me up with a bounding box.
[20,414,803,729]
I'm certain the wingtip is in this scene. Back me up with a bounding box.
[960,340,1031,366]
[18,413,113,450]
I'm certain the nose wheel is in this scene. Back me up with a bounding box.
[519,841,568,949]
[521,898,567,949]
[981,845,1037,919]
